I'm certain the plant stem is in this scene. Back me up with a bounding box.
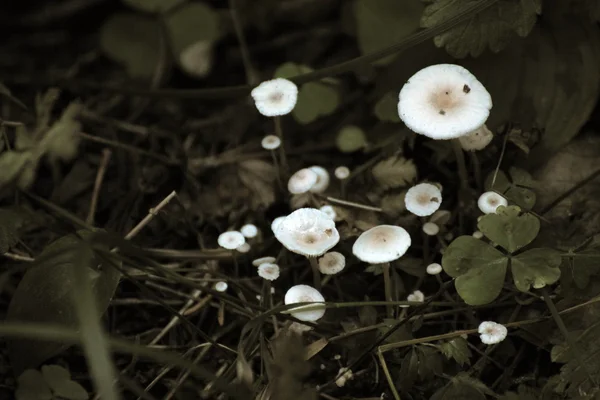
[451,139,469,190]
[308,257,322,290]
[382,262,394,318]
[274,117,289,176]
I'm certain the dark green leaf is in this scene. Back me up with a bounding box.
[336,125,367,153]
[399,347,419,390]
[274,62,313,79]
[511,248,562,291]
[123,0,184,13]
[16,370,52,400]
[165,2,220,57]
[39,102,82,162]
[0,150,37,189]
[41,365,88,400]
[6,231,121,373]
[439,337,472,366]
[0,207,29,253]
[374,92,401,122]
[416,346,443,380]
[421,0,542,58]
[478,206,539,253]
[293,82,339,124]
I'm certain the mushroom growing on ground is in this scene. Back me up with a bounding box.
[405,183,443,217]
[240,223,258,239]
[459,124,494,151]
[258,263,280,281]
[318,251,346,275]
[251,78,298,117]
[288,168,318,194]
[284,284,326,322]
[478,321,508,345]
[477,191,508,214]
[217,231,245,250]
[352,225,411,317]
[308,165,330,193]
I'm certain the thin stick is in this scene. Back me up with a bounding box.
[125,191,177,240]
[3,252,34,262]
[377,349,401,400]
[324,196,382,212]
[149,289,203,346]
[78,132,173,164]
[87,148,112,225]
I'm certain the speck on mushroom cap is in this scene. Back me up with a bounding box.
[477,191,508,214]
[274,208,340,257]
[251,78,298,117]
[318,251,346,275]
[288,168,319,194]
[405,183,443,217]
[398,64,492,140]
[217,231,246,250]
[284,284,326,322]
[352,225,411,264]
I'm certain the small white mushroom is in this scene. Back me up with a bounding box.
[236,242,251,253]
[288,168,318,194]
[458,124,494,151]
[251,78,298,117]
[240,224,259,238]
[318,252,346,275]
[319,205,337,220]
[214,281,228,292]
[274,208,340,257]
[478,321,508,345]
[405,183,443,217]
[352,225,411,264]
[258,263,280,281]
[477,191,508,214]
[179,41,213,78]
[284,284,326,322]
[261,134,281,150]
[217,231,245,250]
[426,263,442,275]
[252,256,277,267]
[472,231,484,239]
[334,166,350,180]
[422,222,440,236]
[308,166,330,193]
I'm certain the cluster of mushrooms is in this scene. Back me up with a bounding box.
[216,64,510,347]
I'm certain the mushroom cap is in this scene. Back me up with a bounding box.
[352,225,411,264]
[271,216,286,233]
[252,256,277,267]
[459,124,494,151]
[477,191,508,214]
[236,242,251,253]
[284,284,326,322]
[180,41,213,78]
[240,223,259,238]
[426,263,443,275]
[478,321,508,345]
[334,166,350,180]
[405,183,443,217]
[274,208,340,257]
[318,251,346,275]
[261,134,281,150]
[258,263,280,281]
[288,168,318,194]
[217,231,245,250]
[319,205,337,221]
[214,281,228,292]
[422,222,440,236]
[308,166,330,193]
[398,64,492,139]
[251,78,298,117]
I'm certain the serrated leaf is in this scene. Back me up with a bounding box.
[293,82,339,124]
[374,92,401,122]
[237,160,276,209]
[372,156,417,189]
[416,346,443,380]
[6,231,121,373]
[421,0,542,58]
[439,337,472,366]
[165,2,220,58]
[354,0,424,65]
[16,370,52,400]
[122,0,184,13]
[336,125,367,153]
[511,248,562,291]
[381,192,407,217]
[100,13,162,79]
[442,236,507,305]
[478,206,539,253]
[42,365,88,400]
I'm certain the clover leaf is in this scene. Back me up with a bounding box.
[511,248,562,292]
[485,167,536,209]
[477,206,539,253]
[442,236,507,305]
[559,234,600,289]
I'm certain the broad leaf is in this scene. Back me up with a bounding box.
[15,370,52,400]
[100,13,162,79]
[39,102,82,162]
[165,3,220,57]
[0,150,37,189]
[421,0,542,58]
[485,168,536,209]
[293,82,339,124]
[478,206,539,253]
[439,337,472,366]
[431,374,489,400]
[41,365,88,400]
[274,62,313,79]
[122,0,184,13]
[511,248,562,291]
[6,231,121,373]
[374,92,401,122]
[442,236,507,305]
[371,156,417,189]
[336,125,367,153]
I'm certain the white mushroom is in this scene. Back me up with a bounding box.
[240,224,259,238]
[261,134,281,150]
[478,321,508,345]
[252,256,277,267]
[477,191,508,214]
[308,166,330,193]
[236,242,251,253]
[422,222,440,236]
[398,64,492,140]
[458,124,494,151]
[214,281,228,292]
[352,225,411,264]
[251,78,298,117]
[399,290,425,308]
[288,168,318,194]
[274,208,340,257]
[334,166,350,180]
[318,252,346,275]
[284,284,326,322]
[258,263,280,281]
[405,183,443,217]
[271,216,286,233]
[217,231,245,250]
[426,263,442,275]
[319,205,337,221]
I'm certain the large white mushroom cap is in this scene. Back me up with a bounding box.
[405,183,443,217]
[352,225,411,264]
[284,284,326,322]
[398,64,492,140]
[288,168,318,194]
[274,208,340,257]
[251,78,298,117]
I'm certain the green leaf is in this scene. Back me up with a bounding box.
[421,0,542,58]
[354,0,424,64]
[100,13,162,79]
[439,337,472,366]
[498,385,540,400]
[431,374,488,400]
[485,168,536,209]
[6,231,121,373]
[16,370,52,400]
[0,150,38,189]
[374,92,401,122]
[371,156,417,189]
[336,125,367,153]
[293,82,339,124]
[442,236,507,305]
[165,3,220,57]
[122,0,184,13]
[477,206,539,253]
[42,365,89,400]
[416,346,443,380]
[399,347,419,390]
[511,248,562,291]
[38,102,82,162]
[274,62,313,79]
[0,207,29,253]
[560,234,600,289]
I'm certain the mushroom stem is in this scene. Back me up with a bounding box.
[451,139,469,190]
[309,257,322,290]
[270,149,283,191]
[382,262,394,318]
[274,116,289,176]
